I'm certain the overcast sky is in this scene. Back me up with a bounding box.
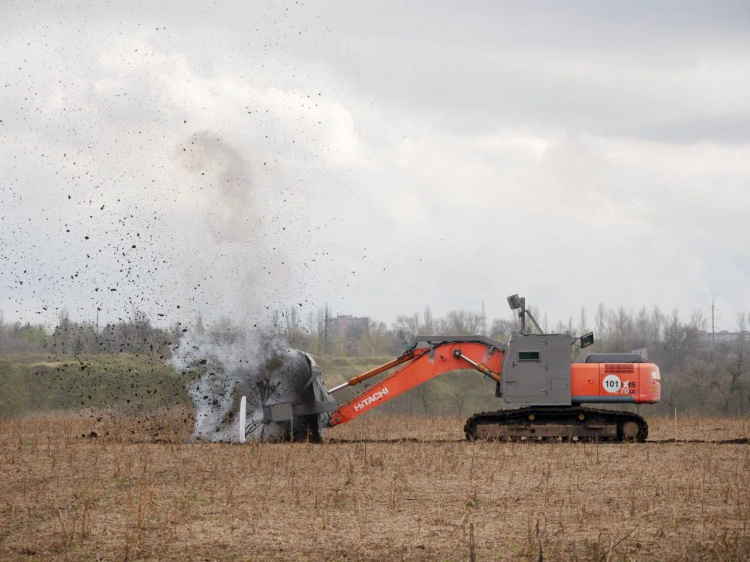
[2,0,750,331]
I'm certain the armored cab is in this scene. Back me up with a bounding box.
[500,333,572,406]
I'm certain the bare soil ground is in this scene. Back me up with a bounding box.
[1,413,749,561]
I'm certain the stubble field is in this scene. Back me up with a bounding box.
[1,413,749,561]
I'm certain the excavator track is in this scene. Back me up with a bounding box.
[464,406,648,442]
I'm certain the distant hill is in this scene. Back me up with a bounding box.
[0,353,191,417]
[0,352,503,418]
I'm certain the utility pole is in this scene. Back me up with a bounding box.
[711,299,716,350]
[481,300,487,336]
[324,303,330,354]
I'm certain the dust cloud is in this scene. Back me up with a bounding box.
[171,328,332,442]
[168,132,316,441]
[171,130,261,244]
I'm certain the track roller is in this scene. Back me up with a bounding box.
[464,407,649,442]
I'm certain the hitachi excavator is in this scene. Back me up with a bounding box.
[262,295,661,442]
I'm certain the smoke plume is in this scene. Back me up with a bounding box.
[169,133,315,440]
[172,130,261,244]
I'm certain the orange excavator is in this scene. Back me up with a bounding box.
[264,295,661,442]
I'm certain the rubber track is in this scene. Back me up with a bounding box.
[463,406,649,442]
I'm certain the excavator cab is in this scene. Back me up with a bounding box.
[500,333,572,406]
[500,294,575,405]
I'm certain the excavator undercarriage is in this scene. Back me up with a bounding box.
[464,406,648,442]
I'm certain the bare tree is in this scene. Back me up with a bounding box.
[716,314,749,414]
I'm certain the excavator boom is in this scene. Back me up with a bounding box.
[324,333,659,441]
[329,338,505,427]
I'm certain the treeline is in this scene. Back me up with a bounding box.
[0,310,175,357]
[1,303,748,416]
[276,304,750,416]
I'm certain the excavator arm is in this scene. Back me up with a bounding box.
[328,337,506,427]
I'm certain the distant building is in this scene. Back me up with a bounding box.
[327,314,369,340]
[699,330,748,344]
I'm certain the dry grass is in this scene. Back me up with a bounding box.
[1,413,749,561]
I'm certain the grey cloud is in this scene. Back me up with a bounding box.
[1,0,750,331]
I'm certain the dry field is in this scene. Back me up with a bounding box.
[1,413,749,561]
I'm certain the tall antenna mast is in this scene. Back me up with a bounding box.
[324,303,331,354]
[711,299,715,350]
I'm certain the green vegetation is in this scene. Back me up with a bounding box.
[0,351,500,419]
[0,353,190,417]
[1,302,749,418]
